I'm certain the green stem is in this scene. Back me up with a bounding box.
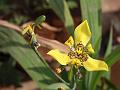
[33,47,70,87]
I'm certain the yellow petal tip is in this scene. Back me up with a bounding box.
[74,20,91,46]
[64,36,74,47]
[83,56,109,71]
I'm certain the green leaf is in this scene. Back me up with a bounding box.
[88,45,120,90]
[0,27,60,89]
[100,78,118,90]
[105,29,113,58]
[68,66,73,82]
[80,0,102,56]
[0,60,21,86]
[67,0,78,9]
[103,29,113,80]
[106,45,120,66]
[48,0,74,36]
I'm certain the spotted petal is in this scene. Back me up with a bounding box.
[74,20,91,46]
[22,25,33,35]
[47,49,70,65]
[64,36,74,47]
[87,43,95,53]
[83,56,108,71]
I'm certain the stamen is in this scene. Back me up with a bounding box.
[70,46,75,51]
[68,51,77,59]
[68,42,89,67]
[77,53,88,61]
[76,69,82,79]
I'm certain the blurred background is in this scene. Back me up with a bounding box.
[0,0,120,90]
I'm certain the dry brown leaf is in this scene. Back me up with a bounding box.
[0,20,21,32]
[0,19,69,53]
[37,35,69,53]
[22,21,62,32]
[41,22,62,32]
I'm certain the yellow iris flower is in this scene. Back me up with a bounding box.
[22,23,35,43]
[22,23,34,35]
[47,20,108,71]
[22,23,40,48]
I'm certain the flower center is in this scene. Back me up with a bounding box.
[68,42,88,62]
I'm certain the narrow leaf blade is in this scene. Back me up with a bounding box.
[0,27,59,89]
[48,0,74,36]
[105,29,113,57]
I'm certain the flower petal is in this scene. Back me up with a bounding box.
[83,56,108,71]
[74,20,91,46]
[70,59,80,65]
[47,49,70,65]
[22,25,33,35]
[64,36,74,47]
[87,43,95,53]
[70,58,82,68]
